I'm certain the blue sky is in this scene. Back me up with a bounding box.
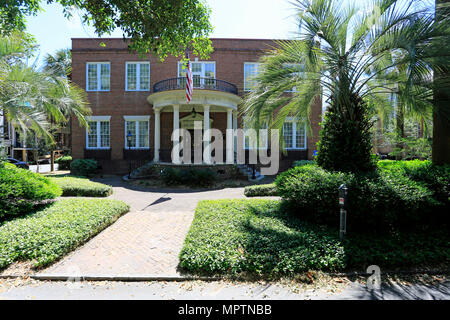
[27,0,298,64]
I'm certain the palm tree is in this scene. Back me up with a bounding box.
[241,0,449,172]
[0,33,90,157]
[43,49,72,78]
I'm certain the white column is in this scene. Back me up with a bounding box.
[173,104,180,163]
[226,109,233,164]
[233,111,238,156]
[203,105,211,164]
[154,109,160,162]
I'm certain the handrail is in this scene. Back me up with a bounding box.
[153,77,238,95]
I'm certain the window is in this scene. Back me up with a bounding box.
[283,119,306,149]
[126,62,150,91]
[86,63,110,91]
[178,61,215,88]
[86,117,111,149]
[124,116,150,149]
[244,63,260,91]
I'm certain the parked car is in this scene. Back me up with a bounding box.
[7,158,29,169]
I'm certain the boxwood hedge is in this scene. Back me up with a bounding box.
[49,176,113,197]
[275,162,448,232]
[244,184,278,197]
[179,199,345,276]
[0,163,62,219]
[0,198,129,269]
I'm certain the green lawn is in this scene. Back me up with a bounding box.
[179,199,345,276]
[179,199,450,277]
[0,198,129,269]
[48,176,113,197]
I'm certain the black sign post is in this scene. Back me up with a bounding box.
[338,184,348,241]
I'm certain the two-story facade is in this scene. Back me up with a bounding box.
[70,38,322,174]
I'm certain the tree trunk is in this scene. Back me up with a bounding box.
[395,103,405,160]
[433,0,450,165]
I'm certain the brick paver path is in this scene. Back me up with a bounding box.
[40,177,247,276]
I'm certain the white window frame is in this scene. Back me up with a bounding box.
[244,62,260,92]
[283,117,307,150]
[177,61,216,88]
[125,62,151,91]
[124,116,151,149]
[86,62,110,92]
[86,116,111,149]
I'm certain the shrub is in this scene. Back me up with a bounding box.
[55,156,72,170]
[292,160,315,167]
[49,176,113,197]
[160,167,216,187]
[316,97,376,173]
[179,199,345,276]
[70,159,98,176]
[0,164,62,219]
[275,164,440,232]
[0,198,129,269]
[244,184,278,197]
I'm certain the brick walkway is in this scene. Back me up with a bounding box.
[40,177,247,277]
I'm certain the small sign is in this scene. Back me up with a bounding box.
[339,198,345,205]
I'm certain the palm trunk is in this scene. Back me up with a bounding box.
[433,0,450,165]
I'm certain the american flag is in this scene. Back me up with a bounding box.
[186,51,193,103]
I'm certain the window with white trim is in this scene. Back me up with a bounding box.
[244,63,260,91]
[283,120,306,149]
[124,116,150,149]
[87,119,110,149]
[178,61,215,88]
[86,63,110,91]
[126,62,150,91]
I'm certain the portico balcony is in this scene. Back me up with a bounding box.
[153,77,238,95]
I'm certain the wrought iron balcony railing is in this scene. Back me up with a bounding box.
[153,77,238,95]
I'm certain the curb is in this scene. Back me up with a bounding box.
[1,274,220,282]
[1,269,448,282]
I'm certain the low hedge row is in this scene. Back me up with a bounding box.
[179,199,345,276]
[275,162,449,232]
[0,163,62,219]
[179,199,449,276]
[55,156,72,170]
[0,198,129,269]
[70,159,98,176]
[49,176,113,197]
[244,184,278,197]
[161,167,216,187]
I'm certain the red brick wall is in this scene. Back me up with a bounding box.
[71,38,322,167]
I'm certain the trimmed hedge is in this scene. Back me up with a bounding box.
[161,167,216,187]
[292,160,315,167]
[179,199,345,276]
[70,159,98,176]
[244,184,278,197]
[55,156,72,170]
[275,163,447,232]
[0,198,129,269]
[0,163,62,219]
[179,199,449,276]
[49,176,113,197]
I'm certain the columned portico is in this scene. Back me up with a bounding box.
[148,83,242,164]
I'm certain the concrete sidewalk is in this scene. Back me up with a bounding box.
[1,279,449,300]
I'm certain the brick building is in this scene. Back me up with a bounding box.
[70,38,322,174]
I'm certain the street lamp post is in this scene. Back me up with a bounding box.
[127,131,132,179]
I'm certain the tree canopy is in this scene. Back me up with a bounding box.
[0,0,213,60]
